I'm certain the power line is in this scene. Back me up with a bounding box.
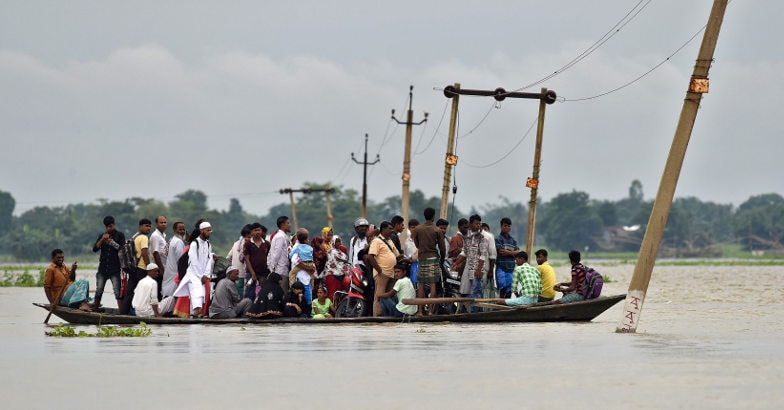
[461,117,538,168]
[414,98,450,155]
[513,0,652,92]
[563,23,708,102]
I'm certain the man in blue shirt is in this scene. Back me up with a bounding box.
[494,217,519,298]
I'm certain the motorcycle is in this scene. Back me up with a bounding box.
[430,260,463,315]
[333,264,373,318]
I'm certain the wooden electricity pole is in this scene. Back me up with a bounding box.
[617,0,728,333]
[351,133,380,219]
[392,85,427,243]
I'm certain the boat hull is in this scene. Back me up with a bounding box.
[35,294,625,325]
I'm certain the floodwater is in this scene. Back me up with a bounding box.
[2,264,783,409]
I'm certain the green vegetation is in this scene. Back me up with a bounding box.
[45,322,152,337]
[0,268,44,287]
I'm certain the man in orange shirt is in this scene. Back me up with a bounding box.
[44,248,91,311]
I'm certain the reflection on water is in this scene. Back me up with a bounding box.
[2,264,783,409]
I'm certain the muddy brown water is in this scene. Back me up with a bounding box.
[1,264,782,409]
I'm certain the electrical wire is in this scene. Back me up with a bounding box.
[461,117,538,168]
[563,23,707,102]
[512,0,652,93]
[414,98,450,155]
[457,101,500,140]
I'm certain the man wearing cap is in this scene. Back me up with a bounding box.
[209,266,252,319]
[349,217,370,267]
[173,221,215,318]
[132,263,161,317]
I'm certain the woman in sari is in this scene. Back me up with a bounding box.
[322,236,351,301]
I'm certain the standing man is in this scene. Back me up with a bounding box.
[44,249,91,310]
[448,218,469,274]
[267,216,292,293]
[454,215,488,299]
[348,217,370,267]
[244,222,270,298]
[162,221,186,298]
[367,221,400,317]
[435,218,450,259]
[390,215,405,253]
[173,221,215,317]
[535,249,557,302]
[495,217,519,298]
[149,215,167,300]
[91,216,125,310]
[121,218,152,314]
[411,207,445,316]
[481,221,497,299]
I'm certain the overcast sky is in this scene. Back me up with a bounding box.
[1,1,781,219]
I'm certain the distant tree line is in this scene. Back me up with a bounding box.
[0,180,782,261]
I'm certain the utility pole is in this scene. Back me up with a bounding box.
[392,85,428,243]
[525,88,550,258]
[442,85,557,251]
[617,0,728,333]
[440,83,460,221]
[279,187,336,231]
[351,133,380,219]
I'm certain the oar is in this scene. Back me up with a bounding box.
[401,297,506,306]
[44,284,68,324]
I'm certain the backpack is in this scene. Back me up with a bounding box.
[118,233,139,270]
[581,265,604,299]
[177,244,191,280]
[211,256,232,285]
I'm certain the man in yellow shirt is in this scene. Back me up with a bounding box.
[535,249,556,302]
[367,221,401,317]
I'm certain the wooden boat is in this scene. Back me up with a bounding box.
[34,294,625,325]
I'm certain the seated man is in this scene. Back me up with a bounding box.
[535,249,557,302]
[209,266,252,319]
[377,264,417,317]
[554,250,587,304]
[44,248,92,311]
[132,263,161,317]
[489,251,541,306]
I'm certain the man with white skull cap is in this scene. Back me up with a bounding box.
[173,221,215,317]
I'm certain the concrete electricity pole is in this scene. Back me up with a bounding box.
[440,83,461,221]
[617,0,728,333]
[392,85,428,243]
[279,187,336,231]
[351,133,380,219]
[442,84,557,252]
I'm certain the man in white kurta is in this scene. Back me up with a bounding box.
[162,222,187,297]
[173,221,214,317]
